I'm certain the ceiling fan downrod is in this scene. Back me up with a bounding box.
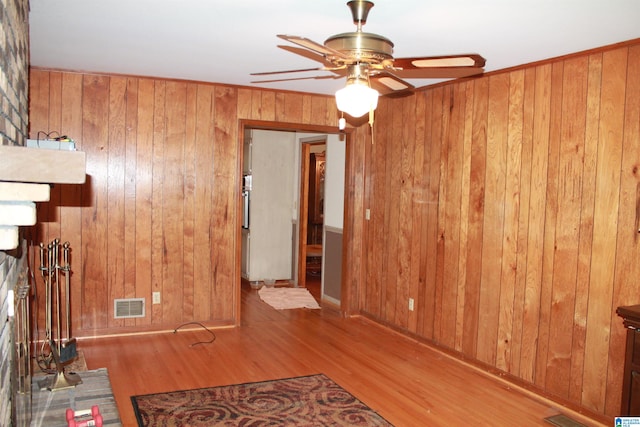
[324,0,394,66]
[347,0,374,31]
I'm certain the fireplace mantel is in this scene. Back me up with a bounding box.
[0,145,86,250]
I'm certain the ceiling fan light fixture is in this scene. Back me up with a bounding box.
[335,79,379,118]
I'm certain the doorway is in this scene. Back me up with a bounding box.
[297,138,326,292]
[237,121,349,320]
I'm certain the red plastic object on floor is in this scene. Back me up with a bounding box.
[66,405,103,427]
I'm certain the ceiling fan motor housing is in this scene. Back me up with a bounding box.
[324,31,394,67]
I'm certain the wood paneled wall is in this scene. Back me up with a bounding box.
[357,41,640,417]
[28,70,345,337]
[28,38,640,420]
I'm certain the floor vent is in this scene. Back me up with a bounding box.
[114,298,145,319]
[543,414,586,427]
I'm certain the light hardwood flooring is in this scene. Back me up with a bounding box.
[78,276,608,426]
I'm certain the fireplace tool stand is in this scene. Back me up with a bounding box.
[37,239,82,391]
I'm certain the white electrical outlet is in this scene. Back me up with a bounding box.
[408,298,414,311]
[152,292,161,304]
[365,209,371,220]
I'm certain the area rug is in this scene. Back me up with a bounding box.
[32,368,122,427]
[131,374,392,426]
[258,286,321,310]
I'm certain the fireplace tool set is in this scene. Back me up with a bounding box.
[37,238,82,391]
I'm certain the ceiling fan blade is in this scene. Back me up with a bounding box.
[251,74,344,84]
[391,54,485,79]
[369,71,415,97]
[394,54,486,70]
[391,66,485,80]
[251,67,326,76]
[278,45,338,69]
[277,34,349,60]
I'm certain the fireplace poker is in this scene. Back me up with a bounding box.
[60,241,77,363]
[53,239,62,357]
[38,242,53,368]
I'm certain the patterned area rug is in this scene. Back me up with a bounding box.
[131,374,393,426]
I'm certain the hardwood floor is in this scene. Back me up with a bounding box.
[78,278,607,426]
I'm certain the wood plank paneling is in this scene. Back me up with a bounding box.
[107,77,127,328]
[520,63,551,384]
[134,78,154,328]
[582,47,627,412]
[46,73,63,234]
[81,74,110,331]
[211,86,237,321]
[569,53,600,403]
[415,89,433,338]
[433,86,449,345]
[382,98,402,324]
[461,77,488,357]
[477,73,509,366]
[192,84,215,322]
[395,94,416,330]
[606,44,640,416]
[444,84,466,348]
[535,61,563,390]
[124,78,139,328]
[29,70,338,336]
[365,98,389,319]
[558,55,589,400]
[59,72,85,332]
[344,119,368,315]
[510,67,535,378]
[423,87,443,340]
[151,80,166,326]
[163,81,187,325]
[496,69,524,373]
[182,84,196,320]
[359,39,640,419]
[409,88,427,334]
[455,80,474,352]
[546,56,588,398]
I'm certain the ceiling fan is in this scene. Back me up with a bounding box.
[252,0,486,118]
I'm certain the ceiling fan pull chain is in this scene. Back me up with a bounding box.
[369,109,375,144]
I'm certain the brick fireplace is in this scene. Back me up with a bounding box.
[1,0,32,425]
[1,241,32,426]
[1,2,89,424]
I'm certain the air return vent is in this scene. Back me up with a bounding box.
[114,298,145,319]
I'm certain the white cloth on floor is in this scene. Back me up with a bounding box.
[258,287,321,310]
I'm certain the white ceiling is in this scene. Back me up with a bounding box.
[29,0,640,96]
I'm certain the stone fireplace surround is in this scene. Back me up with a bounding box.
[1,0,39,424]
[1,241,32,426]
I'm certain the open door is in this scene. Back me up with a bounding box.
[297,139,326,290]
